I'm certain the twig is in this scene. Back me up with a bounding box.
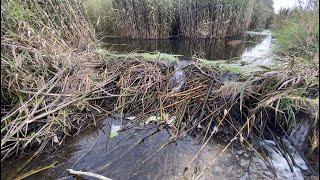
[195,120,249,179]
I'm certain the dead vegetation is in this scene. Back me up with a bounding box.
[1,0,319,176]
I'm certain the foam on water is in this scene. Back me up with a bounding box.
[260,140,307,180]
[240,32,273,66]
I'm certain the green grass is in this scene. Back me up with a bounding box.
[197,58,268,74]
[84,0,115,37]
[273,6,319,61]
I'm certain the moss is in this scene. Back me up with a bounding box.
[198,58,256,74]
[95,48,180,62]
[132,52,180,63]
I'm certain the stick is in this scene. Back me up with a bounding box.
[66,169,112,180]
[191,80,215,134]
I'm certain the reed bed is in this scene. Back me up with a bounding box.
[111,0,175,39]
[176,0,255,38]
[1,0,98,160]
[249,0,274,30]
[85,0,273,39]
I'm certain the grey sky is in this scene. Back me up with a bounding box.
[273,0,308,13]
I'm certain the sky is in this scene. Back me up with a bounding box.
[273,0,308,13]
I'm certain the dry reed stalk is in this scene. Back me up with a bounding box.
[91,0,264,39]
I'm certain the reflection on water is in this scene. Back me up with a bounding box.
[102,36,262,60]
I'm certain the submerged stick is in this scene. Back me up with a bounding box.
[195,119,249,179]
[66,169,112,180]
[14,161,58,180]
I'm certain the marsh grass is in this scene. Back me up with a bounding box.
[273,3,319,61]
[249,0,274,30]
[84,0,115,38]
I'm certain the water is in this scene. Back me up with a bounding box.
[239,32,273,66]
[260,140,306,180]
[102,31,275,74]
[2,115,313,180]
[102,36,264,61]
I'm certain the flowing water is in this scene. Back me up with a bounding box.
[1,31,314,180]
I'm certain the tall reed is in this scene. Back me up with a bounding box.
[84,0,271,39]
[1,0,97,160]
[112,0,175,39]
[176,0,255,38]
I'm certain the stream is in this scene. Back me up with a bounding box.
[1,31,315,180]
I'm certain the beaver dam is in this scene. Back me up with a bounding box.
[1,0,319,180]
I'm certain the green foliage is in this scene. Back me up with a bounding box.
[84,0,115,37]
[273,5,319,61]
[250,0,274,30]
[95,48,179,62]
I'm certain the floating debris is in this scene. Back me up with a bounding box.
[110,125,121,138]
